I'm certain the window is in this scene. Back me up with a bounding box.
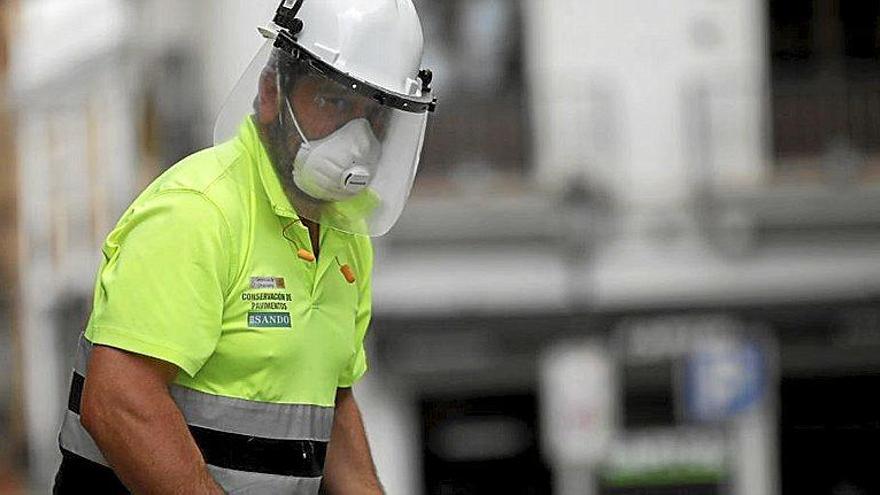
[770,0,880,183]
[412,0,529,195]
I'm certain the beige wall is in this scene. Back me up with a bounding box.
[0,3,26,494]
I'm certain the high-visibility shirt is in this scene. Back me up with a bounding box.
[55,117,373,494]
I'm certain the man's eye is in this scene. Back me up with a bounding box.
[317,96,351,112]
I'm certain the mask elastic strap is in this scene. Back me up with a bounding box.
[276,71,311,148]
[285,97,311,148]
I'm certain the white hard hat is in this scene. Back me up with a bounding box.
[215,0,437,237]
[266,0,436,113]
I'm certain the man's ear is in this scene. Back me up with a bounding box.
[257,68,281,125]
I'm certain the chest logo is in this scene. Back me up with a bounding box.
[248,312,292,328]
[250,276,286,290]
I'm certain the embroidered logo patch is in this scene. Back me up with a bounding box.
[248,312,292,328]
[250,276,286,289]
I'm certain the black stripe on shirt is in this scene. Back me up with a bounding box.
[66,372,327,478]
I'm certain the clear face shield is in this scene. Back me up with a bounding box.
[213,40,433,237]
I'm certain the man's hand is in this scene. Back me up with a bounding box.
[322,388,384,495]
[80,345,224,494]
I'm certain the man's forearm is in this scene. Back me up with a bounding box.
[322,388,383,495]
[83,393,221,494]
[81,346,223,494]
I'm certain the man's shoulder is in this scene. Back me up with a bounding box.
[144,141,254,219]
[155,142,246,197]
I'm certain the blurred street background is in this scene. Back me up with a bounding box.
[2,0,880,494]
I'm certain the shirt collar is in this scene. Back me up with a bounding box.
[237,116,298,219]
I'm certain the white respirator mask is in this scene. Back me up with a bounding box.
[282,94,382,202]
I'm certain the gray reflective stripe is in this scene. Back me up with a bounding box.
[74,334,92,375]
[74,334,334,441]
[207,465,322,495]
[58,410,109,466]
[170,385,334,441]
[58,411,322,494]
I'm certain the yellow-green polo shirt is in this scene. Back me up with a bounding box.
[83,116,372,407]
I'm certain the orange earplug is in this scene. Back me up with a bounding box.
[334,257,356,284]
[297,249,316,262]
[340,264,356,284]
[283,221,317,263]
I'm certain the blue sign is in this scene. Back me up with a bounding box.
[684,342,766,422]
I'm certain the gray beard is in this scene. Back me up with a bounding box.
[253,114,325,219]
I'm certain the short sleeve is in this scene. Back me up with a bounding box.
[337,239,373,388]
[84,190,232,377]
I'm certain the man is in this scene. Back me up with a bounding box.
[53,0,436,493]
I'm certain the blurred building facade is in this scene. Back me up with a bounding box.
[364,1,880,494]
[2,0,206,490]
[2,0,879,494]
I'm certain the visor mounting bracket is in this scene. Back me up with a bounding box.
[418,69,433,93]
[274,0,305,37]
[274,30,297,54]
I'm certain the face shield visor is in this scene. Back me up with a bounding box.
[214,40,435,237]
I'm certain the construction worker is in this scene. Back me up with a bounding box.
[53,0,436,493]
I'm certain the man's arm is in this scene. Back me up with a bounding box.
[322,388,383,495]
[80,345,223,494]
